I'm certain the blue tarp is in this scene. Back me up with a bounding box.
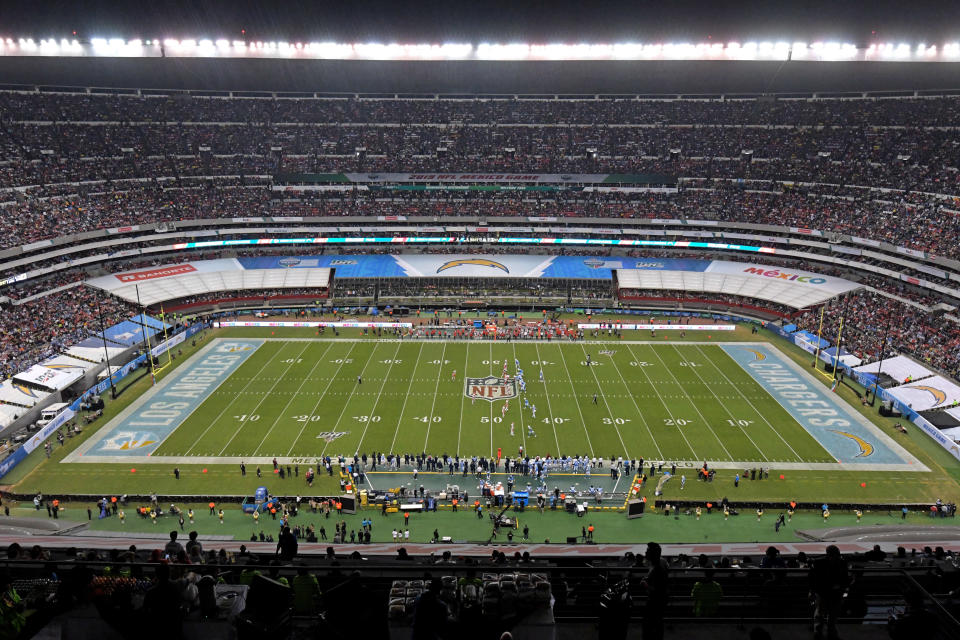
[237,255,713,281]
[99,315,168,347]
[132,314,171,331]
[823,347,853,357]
[74,337,112,349]
[782,324,798,333]
[793,330,829,349]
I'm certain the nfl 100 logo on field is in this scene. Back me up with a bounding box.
[465,376,517,402]
[315,431,349,443]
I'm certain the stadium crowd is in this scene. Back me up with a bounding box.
[0,288,136,380]
[0,91,957,393]
[1,184,958,263]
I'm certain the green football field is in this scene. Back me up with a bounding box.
[10,323,960,506]
[140,339,836,465]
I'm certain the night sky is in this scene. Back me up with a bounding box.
[3,0,957,45]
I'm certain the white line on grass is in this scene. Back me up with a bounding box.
[623,344,701,461]
[284,343,359,456]
[182,342,292,456]
[390,343,426,452]
[455,342,470,456]
[604,347,663,460]
[533,342,564,457]
[423,343,448,452]
[488,343,494,457]
[577,344,629,458]
[354,341,403,455]
[510,343,527,456]
[553,343,596,457]
[669,343,768,460]
[692,344,804,461]
[249,342,335,456]
[634,343,734,461]
[320,341,384,458]
[216,342,313,455]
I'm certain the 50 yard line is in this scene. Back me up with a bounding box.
[455,342,470,456]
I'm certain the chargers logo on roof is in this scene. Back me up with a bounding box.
[13,384,41,398]
[437,259,509,274]
[908,385,947,406]
[278,257,301,267]
[583,260,606,269]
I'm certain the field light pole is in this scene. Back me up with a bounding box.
[869,320,891,407]
[134,285,157,385]
[831,294,850,383]
[96,296,117,399]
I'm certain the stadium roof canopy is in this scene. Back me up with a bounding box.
[3,40,960,94]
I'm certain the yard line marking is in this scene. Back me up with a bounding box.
[390,343,427,452]
[354,342,403,455]
[533,342,564,457]
[488,343,495,457]
[217,342,313,455]
[636,344,734,461]
[423,343,448,452]
[667,344,766,460]
[578,344,630,459]
[623,344,701,461]
[553,343,596,457]
[321,341,384,458]
[182,342,293,456]
[250,341,335,456]
[510,343,527,456]
[455,342,470,456]
[693,344,804,461]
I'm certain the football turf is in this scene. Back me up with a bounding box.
[7,323,960,507]
[151,339,834,465]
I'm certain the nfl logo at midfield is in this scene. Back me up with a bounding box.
[465,376,517,402]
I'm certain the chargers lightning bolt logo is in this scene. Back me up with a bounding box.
[436,259,510,274]
[907,385,947,406]
[829,430,874,458]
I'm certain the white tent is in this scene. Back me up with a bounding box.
[0,380,50,408]
[616,269,849,309]
[887,376,960,412]
[853,356,934,384]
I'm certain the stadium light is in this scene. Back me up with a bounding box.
[5,36,960,61]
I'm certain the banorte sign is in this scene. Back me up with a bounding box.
[115,264,197,282]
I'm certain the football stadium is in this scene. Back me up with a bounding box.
[3,2,960,638]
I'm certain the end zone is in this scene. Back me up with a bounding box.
[721,343,927,472]
[65,339,264,463]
